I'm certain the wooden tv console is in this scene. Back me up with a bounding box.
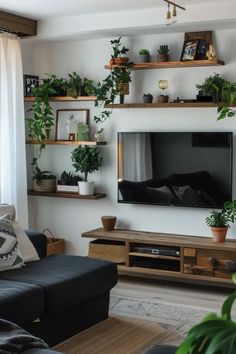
[82,228,236,288]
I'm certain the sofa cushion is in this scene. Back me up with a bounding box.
[0,204,15,221]
[13,222,40,263]
[0,216,24,272]
[0,254,118,316]
[0,279,44,325]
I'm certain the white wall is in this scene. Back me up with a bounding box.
[22,29,236,255]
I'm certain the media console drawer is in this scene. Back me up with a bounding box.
[89,239,126,264]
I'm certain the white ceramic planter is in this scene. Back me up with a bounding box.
[78,181,94,195]
[57,185,79,193]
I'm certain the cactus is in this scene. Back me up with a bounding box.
[158,45,169,55]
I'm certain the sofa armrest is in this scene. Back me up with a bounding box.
[25,230,47,258]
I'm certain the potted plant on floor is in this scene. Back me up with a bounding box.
[71,145,103,195]
[177,273,236,354]
[139,49,150,63]
[32,166,56,192]
[57,171,82,193]
[205,200,236,242]
[157,45,169,62]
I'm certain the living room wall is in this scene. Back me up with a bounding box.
[22,28,236,255]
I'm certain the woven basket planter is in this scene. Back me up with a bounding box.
[33,179,56,192]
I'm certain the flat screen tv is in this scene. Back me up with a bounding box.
[117,132,233,208]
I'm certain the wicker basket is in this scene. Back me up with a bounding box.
[89,239,125,264]
[47,238,65,256]
[33,179,56,192]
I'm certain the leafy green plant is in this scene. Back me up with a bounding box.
[143,93,153,98]
[43,73,66,96]
[58,171,82,185]
[71,146,103,182]
[81,77,94,96]
[217,81,236,120]
[110,37,129,58]
[158,45,169,55]
[206,201,236,228]
[139,49,150,55]
[177,273,236,354]
[32,166,56,180]
[65,72,82,98]
[196,73,229,103]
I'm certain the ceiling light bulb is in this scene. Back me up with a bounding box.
[166,3,171,25]
[172,6,177,23]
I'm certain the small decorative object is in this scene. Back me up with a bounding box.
[157,45,169,62]
[109,37,129,65]
[95,128,104,143]
[143,93,153,103]
[55,109,89,141]
[184,31,212,60]
[101,216,117,231]
[158,80,169,103]
[181,40,199,61]
[206,44,216,61]
[77,124,89,141]
[71,145,103,195]
[69,133,76,141]
[139,49,150,63]
[57,171,82,193]
[32,167,56,192]
[206,200,236,242]
[23,74,39,97]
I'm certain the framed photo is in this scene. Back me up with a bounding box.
[55,109,89,141]
[23,74,39,96]
[184,31,212,60]
[180,40,199,61]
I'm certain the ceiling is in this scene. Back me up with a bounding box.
[0,0,225,20]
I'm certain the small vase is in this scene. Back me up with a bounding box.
[101,216,117,231]
[119,94,125,104]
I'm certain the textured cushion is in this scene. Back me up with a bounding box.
[13,222,39,263]
[0,216,24,272]
[0,254,118,316]
[0,204,15,221]
[0,279,44,325]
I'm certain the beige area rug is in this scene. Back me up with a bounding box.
[54,315,182,354]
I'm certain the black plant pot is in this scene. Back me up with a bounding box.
[119,94,125,104]
[143,95,153,103]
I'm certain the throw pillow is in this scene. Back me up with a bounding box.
[172,185,204,207]
[0,216,24,272]
[146,185,179,205]
[13,222,39,263]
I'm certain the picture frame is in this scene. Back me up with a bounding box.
[55,109,89,141]
[184,31,213,60]
[23,74,39,96]
[180,40,199,61]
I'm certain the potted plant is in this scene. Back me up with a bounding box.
[43,74,67,96]
[57,171,82,193]
[71,145,103,195]
[157,45,169,62]
[113,63,132,104]
[143,93,153,103]
[109,37,129,65]
[217,81,236,120]
[196,73,228,103]
[32,166,56,192]
[139,49,150,63]
[65,72,82,98]
[206,200,236,242]
[177,273,236,354]
[80,77,94,96]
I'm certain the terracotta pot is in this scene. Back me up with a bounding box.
[113,57,129,65]
[211,227,228,242]
[101,216,117,231]
[158,95,169,103]
[157,54,169,62]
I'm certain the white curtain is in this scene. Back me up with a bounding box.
[122,133,153,181]
[0,32,28,227]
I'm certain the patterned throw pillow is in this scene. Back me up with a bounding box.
[0,216,24,272]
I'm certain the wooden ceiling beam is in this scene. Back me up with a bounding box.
[0,11,37,37]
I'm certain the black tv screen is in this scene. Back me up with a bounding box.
[117,132,233,208]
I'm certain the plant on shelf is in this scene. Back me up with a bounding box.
[205,200,236,242]
[81,77,94,96]
[71,145,103,195]
[196,73,229,103]
[143,93,153,103]
[157,45,169,62]
[65,72,82,98]
[92,37,132,123]
[43,73,67,96]
[177,273,236,354]
[109,37,129,65]
[57,170,82,192]
[139,49,150,63]
[217,81,236,120]
[32,166,56,192]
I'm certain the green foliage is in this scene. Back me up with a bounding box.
[58,171,82,185]
[65,72,82,98]
[32,166,56,180]
[158,45,169,55]
[217,81,236,120]
[110,37,129,58]
[143,93,153,97]
[196,73,229,103]
[43,73,67,96]
[71,146,103,182]
[177,274,236,354]
[206,201,236,228]
[139,49,150,55]
[82,77,94,96]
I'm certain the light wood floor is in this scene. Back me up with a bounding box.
[111,276,232,313]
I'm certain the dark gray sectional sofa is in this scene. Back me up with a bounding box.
[0,229,118,349]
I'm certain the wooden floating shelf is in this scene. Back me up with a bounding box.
[105,59,224,70]
[26,140,106,146]
[24,96,96,102]
[28,190,106,200]
[104,102,222,109]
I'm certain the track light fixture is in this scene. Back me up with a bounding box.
[163,0,186,25]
